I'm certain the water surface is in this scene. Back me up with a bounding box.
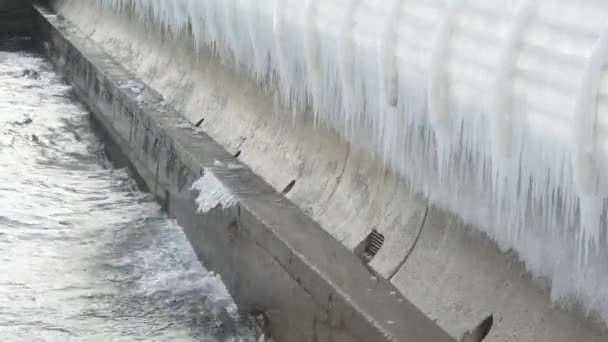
[0,37,256,342]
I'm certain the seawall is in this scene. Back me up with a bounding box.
[30,5,455,342]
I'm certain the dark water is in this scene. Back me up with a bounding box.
[0,37,257,341]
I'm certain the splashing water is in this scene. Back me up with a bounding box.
[0,37,259,341]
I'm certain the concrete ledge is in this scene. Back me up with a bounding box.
[32,6,455,342]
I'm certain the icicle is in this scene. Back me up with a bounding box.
[491,0,536,163]
[572,24,608,258]
[578,195,603,260]
[303,0,322,122]
[378,0,402,110]
[222,0,239,59]
[573,25,608,198]
[338,0,359,121]
[427,0,463,144]
[427,0,464,177]
[246,0,264,77]
[377,0,403,164]
[187,0,206,51]
[272,0,293,101]
[204,0,219,50]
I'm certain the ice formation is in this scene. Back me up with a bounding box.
[192,171,236,214]
[58,0,608,323]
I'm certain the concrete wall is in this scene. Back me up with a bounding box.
[31,6,455,342]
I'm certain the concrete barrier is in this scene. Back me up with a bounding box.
[31,6,455,342]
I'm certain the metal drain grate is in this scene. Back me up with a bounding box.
[355,229,385,263]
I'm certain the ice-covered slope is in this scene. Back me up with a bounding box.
[57,0,608,332]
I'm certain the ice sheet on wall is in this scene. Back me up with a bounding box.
[58,0,608,324]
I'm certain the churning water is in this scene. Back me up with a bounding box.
[0,37,257,341]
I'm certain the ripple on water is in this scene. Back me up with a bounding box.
[0,37,259,341]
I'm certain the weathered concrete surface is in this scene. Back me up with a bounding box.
[31,6,455,342]
[0,0,32,34]
[48,2,608,341]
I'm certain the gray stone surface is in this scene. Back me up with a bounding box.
[31,6,455,342]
